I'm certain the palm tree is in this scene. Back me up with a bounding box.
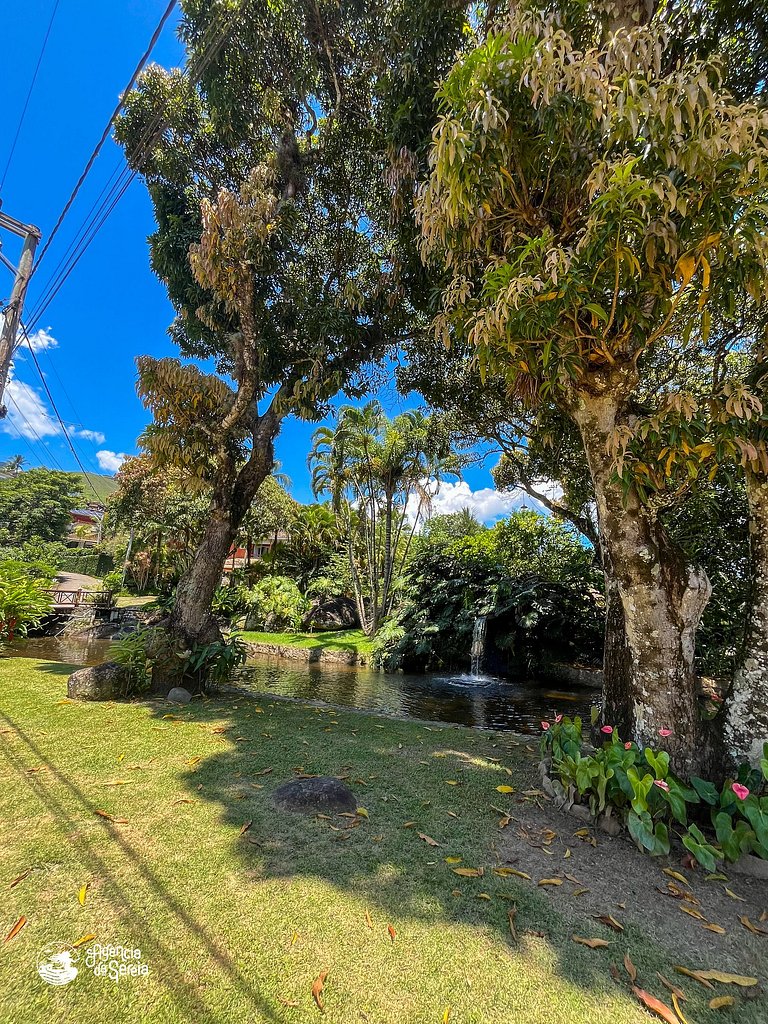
[0,455,25,478]
[309,402,459,635]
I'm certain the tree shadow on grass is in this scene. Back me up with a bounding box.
[0,705,280,1024]
[143,689,765,1024]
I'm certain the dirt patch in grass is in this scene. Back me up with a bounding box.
[498,796,768,976]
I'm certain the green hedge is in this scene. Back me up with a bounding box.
[58,551,114,577]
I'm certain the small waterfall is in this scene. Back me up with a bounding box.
[470,615,488,676]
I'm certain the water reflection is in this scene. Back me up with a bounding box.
[237,654,597,735]
[2,636,112,667]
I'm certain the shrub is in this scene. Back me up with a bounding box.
[541,717,768,867]
[243,576,308,632]
[0,562,54,643]
[110,628,248,695]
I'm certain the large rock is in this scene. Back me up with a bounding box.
[167,687,192,705]
[302,596,358,631]
[272,776,357,815]
[67,661,130,701]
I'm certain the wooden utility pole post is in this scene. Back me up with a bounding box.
[0,204,42,418]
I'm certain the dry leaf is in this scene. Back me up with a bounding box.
[671,993,690,1024]
[493,864,528,880]
[709,996,736,1010]
[724,887,745,902]
[656,974,686,1001]
[538,878,563,887]
[624,953,638,984]
[278,996,300,1008]
[3,916,27,944]
[703,923,726,935]
[663,868,689,885]
[739,915,768,936]
[594,914,624,932]
[387,924,396,943]
[442,1008,451,1024]
[631,986,680,1024]
[402,821,416,828]
[253,767,273,776]
[312,969,328,1011]
[477,893,491,901]
[365,909,373,930]
[8,870,30,889]
[445,780,460,786]
[239,820,253,836]
[679,906,706,921]
[445,856,462,865]
[495,785,514,794]
[356,808,368,818]
[73,933,95,948]
[572,935,610,949]
[507,906,518,940]
[418,833,441,847]
[78,884,88,906]
[674,966,715,989]
[452,867,483,878]
[572,888,590,897]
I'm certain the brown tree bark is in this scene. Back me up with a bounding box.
[601,550,633,735]
[570,375,712,774]
[724,469,768,768]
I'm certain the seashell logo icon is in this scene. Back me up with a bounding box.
[36,942,80,986]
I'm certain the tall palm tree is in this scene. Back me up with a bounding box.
[309,402,459,635]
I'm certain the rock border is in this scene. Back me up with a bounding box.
[245,641,369,667]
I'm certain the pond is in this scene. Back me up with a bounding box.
[3,637,598,735]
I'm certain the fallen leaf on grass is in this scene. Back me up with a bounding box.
[679,906,706,921]
[3,916,27,944]
[387,924,396,942]
[709,996,736,1010]
[78,884,88,906]
[278,996,300,1008]
[8,870,30,889]
[703,923,726,934]
[477,893,491,901]
[445,856,462,865]
[445,780,460,786]
[671,993,690,1024]
[402,821,417,829]
[312,969,328,1011]
[631,986,680,1024]
[656,974,686,1001]
[739,915,768,936]
[452,867,483,878]
[674,966,715,989]
[73,933,96,948]
[239,820,253,836]
[442,1007,451,1023]
[594,914,623,932]
[365,910,373,930]
[507,906,517,940]
[624,953,638,984]
[572,888,590,897]
[253,767,273,776]
[495,785,514,794]
[572,935,610,949]
[94,810,128,824]
[418,833,441,847]
[101,780,132,787]
[493,867,530,880]
[537,878,562,887]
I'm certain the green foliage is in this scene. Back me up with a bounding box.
[544,720,768,866]
[421,509,485,545]
[0,469,82,546]
[184,637,249,690]
[111,627,248,694]
[378,511,602,672]
[243,576,308,632]
[0,562,53,643]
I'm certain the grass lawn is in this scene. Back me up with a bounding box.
[240,629,374,657]
[0,657,763,1024]
[114,595,158,610]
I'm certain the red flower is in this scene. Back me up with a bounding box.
[601,725,613,735]
[624,741,632,750]
[541,721,550,731]
[658,728,673,738]
[555,714,563,723]
[731,783,750,800]
[653,779,670,792]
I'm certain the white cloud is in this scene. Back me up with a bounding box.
[73,427,106,444]
[407,478,562,527]
[19,327,58,353]
[1,376,60,438]
[96,450,128,473]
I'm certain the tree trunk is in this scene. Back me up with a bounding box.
[724,469,768,768]
[571,385,711,774]
[601,551,633,735]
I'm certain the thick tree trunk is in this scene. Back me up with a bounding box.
[601,551,633,735]
[724,469,768,768]
[571,386,711,774]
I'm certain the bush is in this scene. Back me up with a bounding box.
[110,628,248,694]
[541,717,768,868]
[0,562,54,643]
[243,576,308,632]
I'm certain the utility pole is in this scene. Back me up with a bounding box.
[0,202,42,418]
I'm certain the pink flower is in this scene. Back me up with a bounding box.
[541,721,550,731]
[658,728,673,738]
[711,694,723,702]
[601,725,613,735]
[731,783,750,800]
[624,741,633,750]
[653,779,670,792]
[555,714,563,723]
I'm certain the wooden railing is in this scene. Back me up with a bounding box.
[44,589,117,610]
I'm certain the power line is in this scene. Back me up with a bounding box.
[18,322,102,499]
[31,0,179,274]
[4,390,67,472]
[0,0,62,193]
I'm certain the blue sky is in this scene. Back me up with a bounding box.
[0,0,528,519]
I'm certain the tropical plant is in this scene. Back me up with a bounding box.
[243,576,308,632]
[0,562,53,644]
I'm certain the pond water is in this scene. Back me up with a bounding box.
[3,637,598,735]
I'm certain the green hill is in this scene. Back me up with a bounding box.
[74,472,119,504]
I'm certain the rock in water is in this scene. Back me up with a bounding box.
[167,687,192,705]
[272,776,357,814]
[67,662,130,701]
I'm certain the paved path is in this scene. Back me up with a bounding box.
[54,571,102,592]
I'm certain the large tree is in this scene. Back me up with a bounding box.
[115,0,440,671]
[415,3,768,771]
[0,469,82,547]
